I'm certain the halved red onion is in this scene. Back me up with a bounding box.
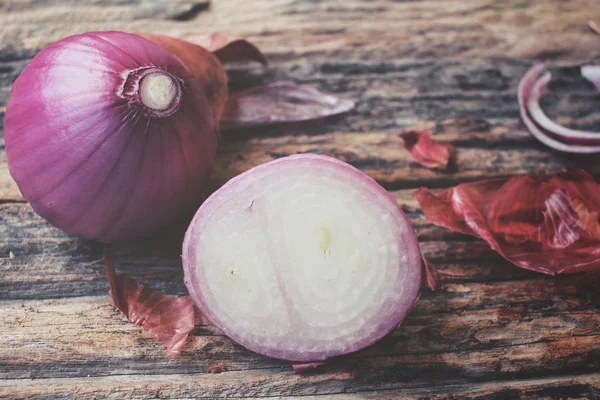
[182,154,422,362]
[518,63,600,153]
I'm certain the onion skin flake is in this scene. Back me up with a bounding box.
[415,168,600,275]
[182,32,268,65]
[399,130,456,170]
[104,246,195,355]
[220,82,355,130]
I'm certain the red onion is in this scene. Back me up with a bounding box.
[182,154,422,362]
[518,63,600,153]
[5,31,220,242]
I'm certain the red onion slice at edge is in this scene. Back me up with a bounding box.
[518,63,600,154]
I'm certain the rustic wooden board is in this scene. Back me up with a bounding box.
[1,0,600,399]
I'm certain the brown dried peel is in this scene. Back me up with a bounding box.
[415,169,600,275]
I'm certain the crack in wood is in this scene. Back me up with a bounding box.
[170,1,210,21]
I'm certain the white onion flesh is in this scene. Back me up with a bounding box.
[182,154,422,362]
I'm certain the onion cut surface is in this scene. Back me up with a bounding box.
[183,154,421,362]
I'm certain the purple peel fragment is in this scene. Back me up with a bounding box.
[221,82,355,130]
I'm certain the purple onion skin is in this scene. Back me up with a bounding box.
[5,31,217,242]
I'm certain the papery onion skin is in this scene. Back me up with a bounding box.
[104,246,195,355]
[182,154,422,362]
[5,31,218,242]
[415,168,600,275]
[398,129,455,170]
[220,82,355,130]
[182,32,268,65]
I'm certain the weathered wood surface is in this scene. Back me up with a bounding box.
[1,0,600,399]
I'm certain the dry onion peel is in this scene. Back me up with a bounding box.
[292,362,326,373]
[104,246,195,355]
[182,32,268,65]
[182,154,422,362]
[518,63,600,153]
[421,256,438,291]
[176,33,354,128]
[399,130,456,169]
[178,32,354,129]
[221,82,355,130]
[415,168,600,275]
[208,363,226,374]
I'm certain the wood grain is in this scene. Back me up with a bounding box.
[1,0,600,62]
[2,118,600,200]
[1,0,600,399]
[4,371,599,400]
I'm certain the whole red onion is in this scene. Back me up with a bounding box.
[5,31,220,242]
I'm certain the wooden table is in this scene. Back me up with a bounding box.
[1,1,600,398]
